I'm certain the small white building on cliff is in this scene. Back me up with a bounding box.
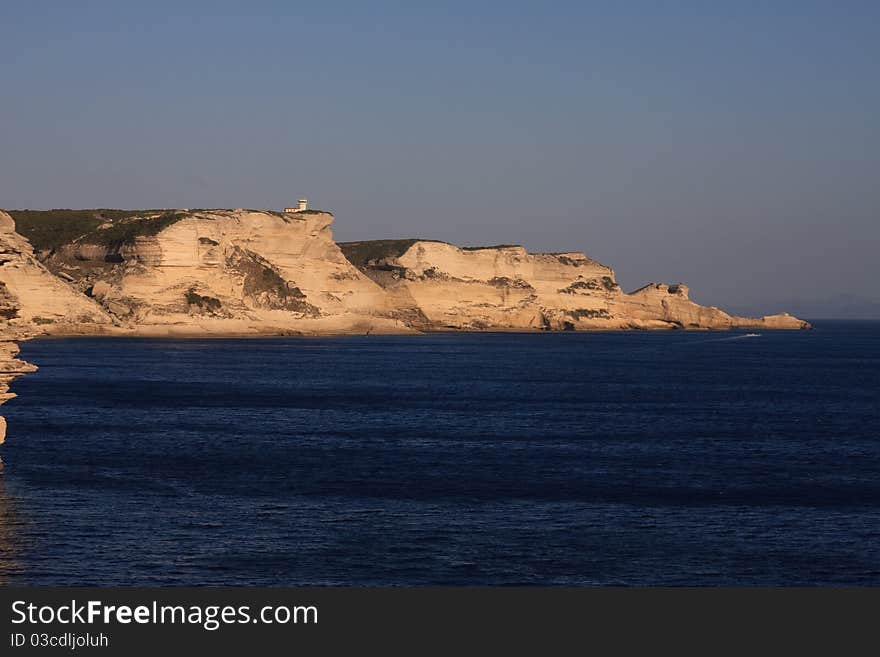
[284,199,308,213]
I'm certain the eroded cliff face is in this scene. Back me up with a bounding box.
[29,209,406,336]
[0,211,112,335]
[1,208,809,336]
[0,339,37,445]
[616,283,807,330]
[342,239,810,331]
[0,213,42,444]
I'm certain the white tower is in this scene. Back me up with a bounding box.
[284,199,309,213]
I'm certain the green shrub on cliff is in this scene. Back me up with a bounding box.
[8,209,178,252]
[338,239,446,266]
[461,244,521,251]
[566,308,611,320]
[185,289,222,312]
[88,212,186,247]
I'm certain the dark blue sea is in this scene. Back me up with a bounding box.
[1,322,878,586]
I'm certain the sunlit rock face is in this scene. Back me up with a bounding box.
[0,211,112,335]
[0,214,40,444]
[24,209,406,336]
[343,240,810,331]
[612,283,809,330]
[0,207,808,336]
[0,340,37,444]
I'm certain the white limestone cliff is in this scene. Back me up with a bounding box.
[0,210,112,334]
[0,208,809,336]
[0,339,37,445]
[38,209,408,336]
[345,239,810,331]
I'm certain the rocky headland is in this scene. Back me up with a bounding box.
[1,207,809,338]
[340,239,808,332]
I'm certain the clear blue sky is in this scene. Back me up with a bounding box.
[2,1,878,317]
